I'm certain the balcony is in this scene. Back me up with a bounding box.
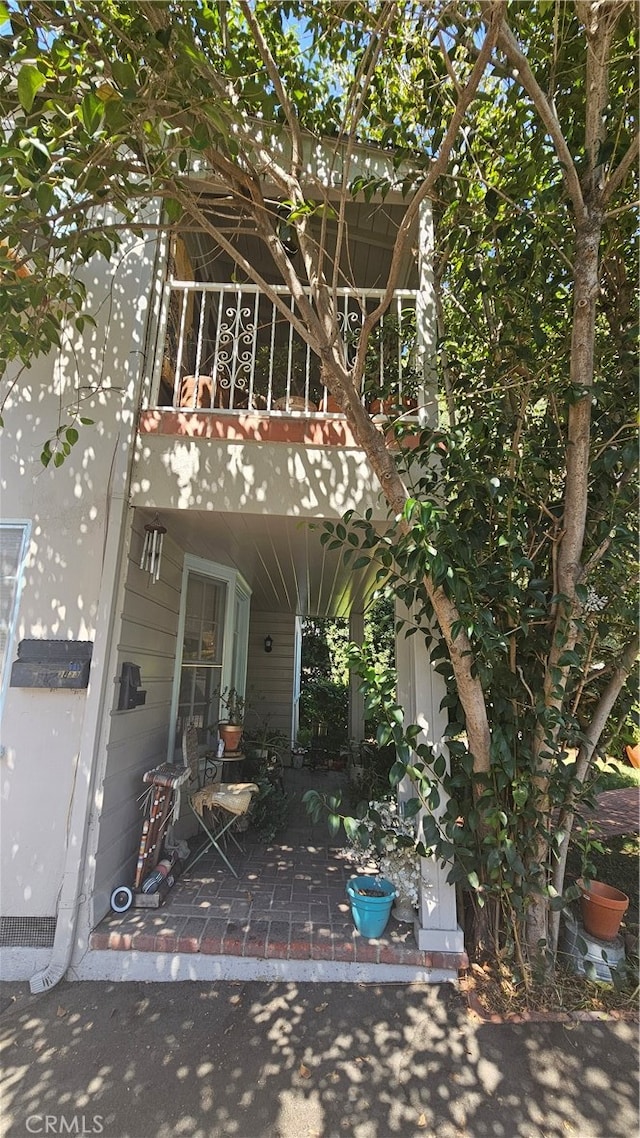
[150,281,421,420]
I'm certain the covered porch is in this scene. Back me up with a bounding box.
[89,767,468,982]
[83,487,466,975]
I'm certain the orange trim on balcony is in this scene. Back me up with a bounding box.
[139,409,362,447]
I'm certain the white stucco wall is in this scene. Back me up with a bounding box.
[0,217,161,918]
[131,435,389,521]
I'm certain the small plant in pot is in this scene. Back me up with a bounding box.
[291,726,310,769]
[217,687,246,752]
[245,717,287,756]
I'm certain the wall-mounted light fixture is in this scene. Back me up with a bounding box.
[264,635,273,654]
[140,513,167,583]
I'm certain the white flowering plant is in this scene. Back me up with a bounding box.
[349,796,421,907]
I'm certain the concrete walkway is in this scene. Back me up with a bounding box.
[0,979,637,1138]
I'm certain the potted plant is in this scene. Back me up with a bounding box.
[217,687,246,752]
[289,726,310,769]
[245,718,288,760]
[349,796,421,923]
[256,341,317,411]
[577,878,630,941]
[346,875,397,938]
[362,309,420,416]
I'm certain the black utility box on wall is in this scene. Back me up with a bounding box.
[117,661,147,710]
[10,640,93,689]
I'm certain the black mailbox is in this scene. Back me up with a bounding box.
[10,640,93,689]
[118,661,147,710]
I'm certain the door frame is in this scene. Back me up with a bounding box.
[167,554,251,760]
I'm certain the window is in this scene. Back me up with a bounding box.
[169,557,251,757]
[177,573,226,742]
[0,522,30,711]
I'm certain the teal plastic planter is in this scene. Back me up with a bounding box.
[347,875,397,938]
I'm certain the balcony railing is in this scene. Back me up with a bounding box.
[154,282,420,415]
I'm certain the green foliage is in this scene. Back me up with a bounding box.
[218,687,246,725]
[300,599,395,745]
[39,415,94,469]
[346,739,398,804]
[320,353,636,950]
[590,755,640,795]
[244,762,290,844]
[311,1,637,969]
[299,675,348,747]
[301,618,350,686]
[244,717,289,754]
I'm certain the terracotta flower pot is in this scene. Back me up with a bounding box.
[577,878,629,941]
[367,398,391,416]
[178,374,212,408]
[625,743,640,769]
[274,395,317,412]
[218,723,243,752]
[324,394,342,413]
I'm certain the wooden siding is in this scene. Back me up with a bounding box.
[92,530,298,922]
[91,520,182,922]
[245,609,296,745]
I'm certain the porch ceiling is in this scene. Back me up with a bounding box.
[153,508,384,618]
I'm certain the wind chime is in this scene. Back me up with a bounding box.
[140,514,167,583]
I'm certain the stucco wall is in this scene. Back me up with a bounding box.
[0,219,160,919]
[131,434,389,521]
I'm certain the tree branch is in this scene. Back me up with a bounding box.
[550,631,639,954]
[168,182,324,345]
[602,131,640,206]
[353,0,507,381]
[486,4,585,219]
[239,0,304,179]
[328,2,399,296]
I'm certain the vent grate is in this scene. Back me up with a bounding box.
[0,916,56,947]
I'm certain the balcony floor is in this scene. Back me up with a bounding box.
[90,769,467,980]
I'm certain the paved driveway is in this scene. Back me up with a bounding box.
[1,980,637,1138]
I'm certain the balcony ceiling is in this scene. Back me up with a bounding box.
[152,507,384,619]
[181,200,418,292]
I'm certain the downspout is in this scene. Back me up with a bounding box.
[30,219,167,993]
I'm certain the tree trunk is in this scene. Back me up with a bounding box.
[524,210,603,966]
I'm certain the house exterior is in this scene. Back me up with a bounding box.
[0,139,465,987]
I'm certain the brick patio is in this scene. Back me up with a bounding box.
[90,767,468,974]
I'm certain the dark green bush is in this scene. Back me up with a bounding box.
[243,755,289,843]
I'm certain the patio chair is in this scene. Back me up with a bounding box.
[182,724,258,877]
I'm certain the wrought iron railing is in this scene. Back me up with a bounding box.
[154,282,420,414]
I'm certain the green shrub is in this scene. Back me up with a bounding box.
[244,756,289,843]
